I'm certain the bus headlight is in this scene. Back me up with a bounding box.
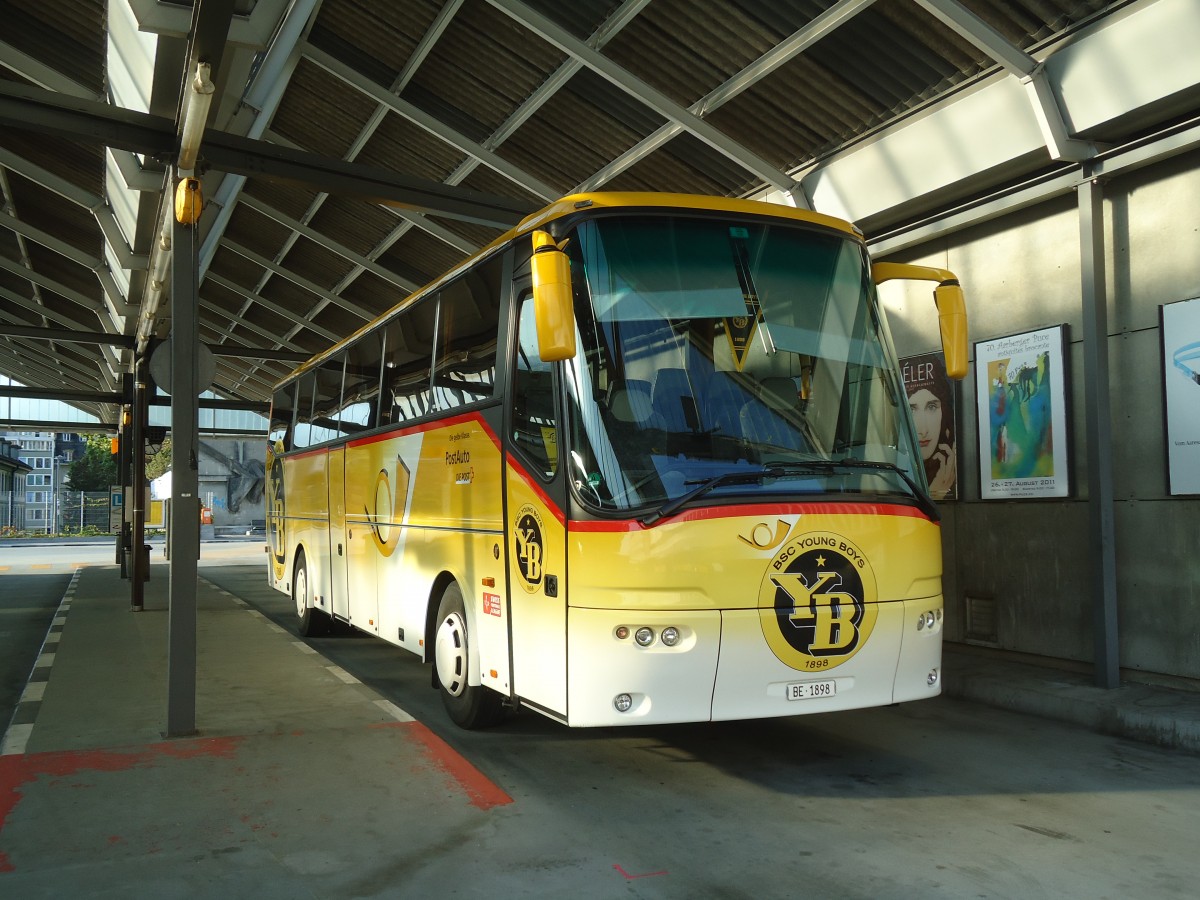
[634,627,655,647]
[660,626,680,647]
[614,693,633,712]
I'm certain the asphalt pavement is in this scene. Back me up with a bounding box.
[2,544,1200,896]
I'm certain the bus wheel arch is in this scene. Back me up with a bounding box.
[431,577,503,729]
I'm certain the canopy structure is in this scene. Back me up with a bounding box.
[1,0,1197,420]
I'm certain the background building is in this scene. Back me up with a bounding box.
[0,436,31,530]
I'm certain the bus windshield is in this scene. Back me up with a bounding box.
[562,213,922,515]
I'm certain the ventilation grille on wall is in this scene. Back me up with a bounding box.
[964,595,999,646]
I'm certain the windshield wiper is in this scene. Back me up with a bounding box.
[640,469,771,527]
[808,458,939,522]
[638,459,938,527]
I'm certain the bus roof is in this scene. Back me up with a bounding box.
[517,192,862,240]
[279,192,863,386]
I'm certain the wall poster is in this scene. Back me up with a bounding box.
[974,325,1071,499]
[1162,296,1200,495]
[900,351,958,500]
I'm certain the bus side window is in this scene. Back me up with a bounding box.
[269,382,296,452]
[432,257,502,412]
[512,293,558,477]
[385,297,437,423]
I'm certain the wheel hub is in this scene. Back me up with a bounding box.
[435,613,468,697]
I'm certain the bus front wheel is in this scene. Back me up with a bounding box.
[434,583,503,729]
[293,550,328,637]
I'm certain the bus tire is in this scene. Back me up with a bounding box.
[293,549,328,637]
[434,583,503,729]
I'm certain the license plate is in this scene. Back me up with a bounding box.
[787,680,837,701]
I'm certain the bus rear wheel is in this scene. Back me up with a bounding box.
[293,550,328,637]
[434,583,503,729]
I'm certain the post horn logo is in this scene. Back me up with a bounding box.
[364,457,410,558]
[758,532,878,671]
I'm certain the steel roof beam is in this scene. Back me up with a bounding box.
[914,0,1093,162]
[0,325,135,348]
[303,44,560,203]
[0,146,147,271]
[220,239,376,323]
[236,194,420,293]
[0,40,102,101]
[486,0,802,197]
[220,0,463,340]
[0,331,109,388]
[0,285,121,390]
[575,0,875,197]
[198,300,315,357]
[0,255,106,314]
[198,0,326,282]
[443,0,651,192]
[204,272,344,344]
[0,81,535,229]
[0,212,103,271]
[125,0,285,49]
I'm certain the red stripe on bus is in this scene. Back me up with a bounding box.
[569,502,933,532]
[506,456,566,526]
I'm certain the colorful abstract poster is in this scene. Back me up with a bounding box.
[900,352,957,500]
[1162,297,1200,496]
[975,325,1071,499]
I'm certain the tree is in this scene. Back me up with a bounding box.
[145,436,172,481]
[66,434,118,492]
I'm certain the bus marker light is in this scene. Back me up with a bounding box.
[634,627,655,647]
[661,627,680,647]
[614,693,633,712]
[615,626,630,640]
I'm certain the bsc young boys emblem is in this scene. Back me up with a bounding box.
[758,532,878,671]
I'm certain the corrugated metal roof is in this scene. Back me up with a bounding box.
[0,0,1173,412]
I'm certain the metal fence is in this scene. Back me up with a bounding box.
[57,491,113,533]
[0,490,112,535]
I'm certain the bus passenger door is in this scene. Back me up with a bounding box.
[327,447,349,621]
[344,440,382,635]
[506,293,568,717]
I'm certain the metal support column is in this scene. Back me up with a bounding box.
[1078,173,1119,689]
[166,198,200,738]
[116,373,131,568]
[130,359,147,610]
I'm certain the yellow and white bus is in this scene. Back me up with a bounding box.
[265,192,967,729]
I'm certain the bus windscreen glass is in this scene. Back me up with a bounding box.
[564,215,921,513]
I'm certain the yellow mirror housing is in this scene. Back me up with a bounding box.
[531,230,576,362]
[934,282,968,379]
[871,262,969,380]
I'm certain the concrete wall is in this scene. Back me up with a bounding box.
[195,439,266,527]
[879,149,1200,679]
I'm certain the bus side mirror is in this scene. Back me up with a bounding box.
[531,230,577,362]
[872,262,969,380]
[934,282,968,379]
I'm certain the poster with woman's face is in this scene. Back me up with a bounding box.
[973,325,1071,499]
[1162,296,1200,495]
[900,351,957,500]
